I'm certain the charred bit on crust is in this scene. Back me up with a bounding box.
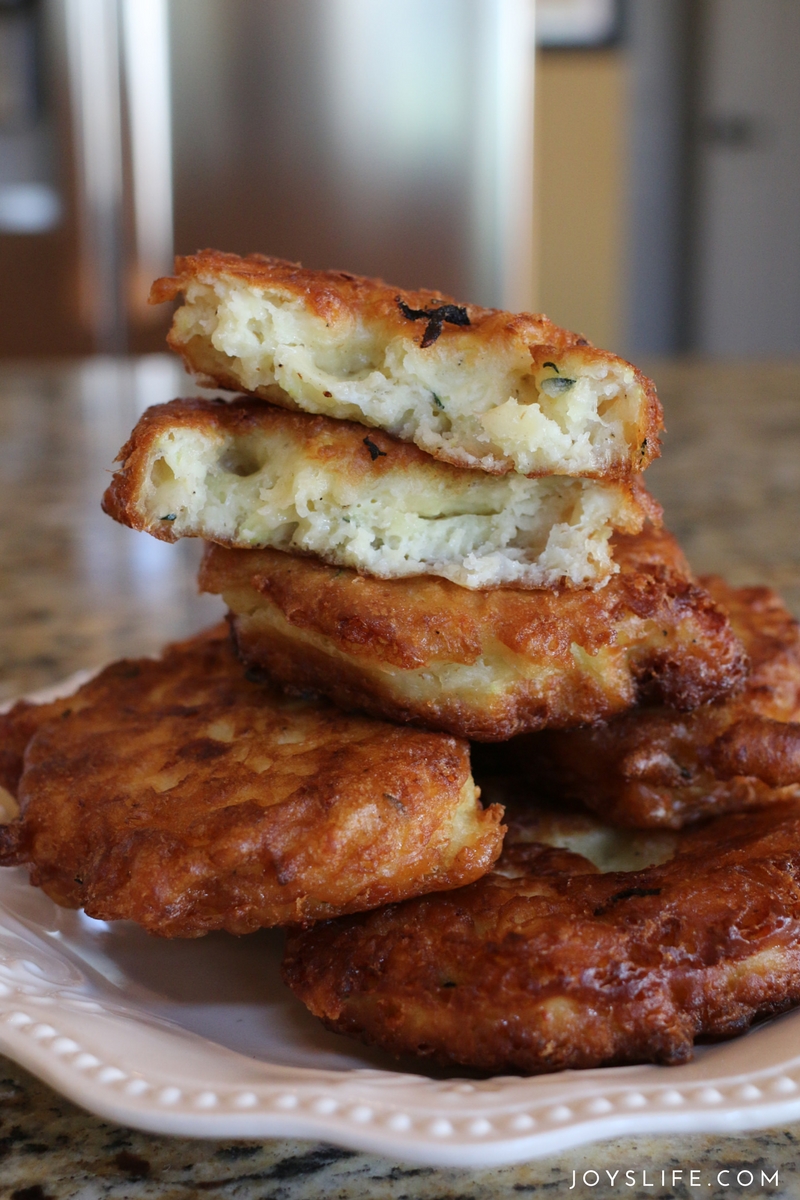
[363,436,387,461]
[593,886,662,917]
[396,297,471,348]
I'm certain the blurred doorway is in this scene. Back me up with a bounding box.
[627,0,800,356]
[692,0,800,355]
[538,0,800,358]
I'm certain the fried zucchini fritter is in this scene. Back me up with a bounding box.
[1,696,67,803]
[103,396,656,590]
[283,799,800,1075]
[0,627,503,936]
[517,579,800,828]
[199,527,747,742]
[150,250,662,479]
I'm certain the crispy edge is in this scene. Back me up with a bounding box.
[518,579,800,828]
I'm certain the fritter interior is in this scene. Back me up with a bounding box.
[151,251,662,479]
[103,397,656,590]
[283,797,800,1075]
[0,627,503,936]
[517,579,800,827]
[200,527,747,741]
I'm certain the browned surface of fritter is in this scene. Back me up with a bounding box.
[0,696,68,797]
[101,395,655,546]
[199,527,747,741]
[150,250,663,478]
[519,579,800,828]
[0,627,224,797]
[0,627,503,936]
[283,800,800,1075]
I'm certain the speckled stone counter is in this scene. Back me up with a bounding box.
[1,357,800,1200]
[0,1056,798,1199]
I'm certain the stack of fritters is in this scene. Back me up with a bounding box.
[4,251,800,1076]
[103,253,743,740]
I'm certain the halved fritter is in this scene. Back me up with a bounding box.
[103,397,658,591]
[516,580,800,828]
[199,527,747,742]
[0,627,503,936]
[150,251,662,480]
[283,797,800,1075]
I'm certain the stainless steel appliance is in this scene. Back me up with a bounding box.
[0,0,536,356]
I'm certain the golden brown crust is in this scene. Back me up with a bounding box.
[0,627,503,935]
[150,250,663,479]
[283,800,800,1074]
[517,579,800,828]
[199,528,748,741]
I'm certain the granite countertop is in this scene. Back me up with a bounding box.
[1,357,800,1199]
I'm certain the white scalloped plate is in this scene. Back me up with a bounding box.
[4,679,800,1166]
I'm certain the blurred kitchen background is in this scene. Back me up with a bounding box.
[2,0,800,702]
[1,0,798,361]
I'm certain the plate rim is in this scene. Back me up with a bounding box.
[3,943,800,1168]
[4,674,800,1166]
